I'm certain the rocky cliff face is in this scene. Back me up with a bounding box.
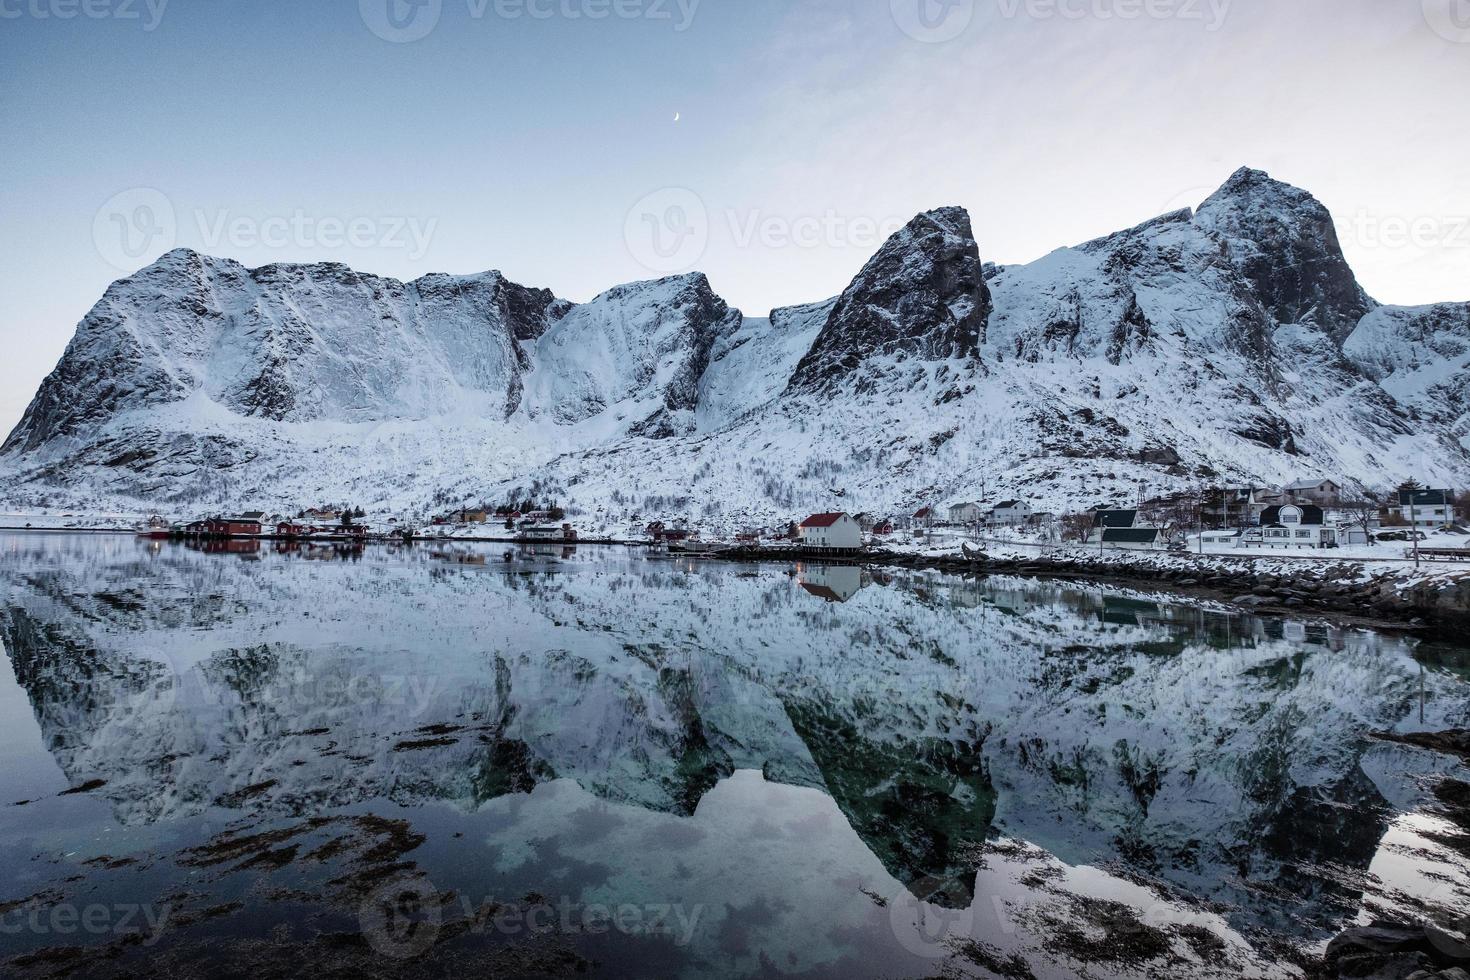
[1194,167,1377,342]
[788,207,991,394]
[2,168,1467,515]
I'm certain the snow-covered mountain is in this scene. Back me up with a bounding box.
[3,167,1468,519]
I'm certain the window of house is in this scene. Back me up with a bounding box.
[1296,530,1310,539]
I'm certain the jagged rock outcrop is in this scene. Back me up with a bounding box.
[1195,167,1377,342]
[787,206,991,393]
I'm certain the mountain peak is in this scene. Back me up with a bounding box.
[1194,167,1375,339]
[785,206,990,393]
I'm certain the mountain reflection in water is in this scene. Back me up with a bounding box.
[1,534,1468,978]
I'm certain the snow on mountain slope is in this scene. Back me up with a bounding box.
[2,167,1467,518]
[1344,302,1470,440]
[697,299,833,428]
[525,273,741,438]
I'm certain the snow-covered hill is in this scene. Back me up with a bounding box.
[3,167,1467,520]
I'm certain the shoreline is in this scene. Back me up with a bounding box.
[7,527,1466,631]
[708,545,1470,634]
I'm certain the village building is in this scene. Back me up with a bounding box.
[204,516,264,538]
[1244,504,1337,549]
[853,513,878,533]
[911,506,936,529]
[1087,509,1138,544]
[1097,527,1167,550]
[1201,488,1253,527]
[1284,479,1343,506]
[798,513,863,553]
[1247,487,1295,521]
[1399,488,1455,528]
[1199,529,1244,547]
[519,524,576,542]
[948,502,984,525]
[988,501,1031,526]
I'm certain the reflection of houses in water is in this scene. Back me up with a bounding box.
[429,548,488,567]
[518,544,578,560]
[184,537,260,557]
[796,564,866,603]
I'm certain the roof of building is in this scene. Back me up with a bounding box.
[992,500,1023,510]
[1284,479,1337,491]
[1093,509,1137,529]
[1102,528,1162,544]
[800,583,847,603]
[1400,488,1451,507]
[801,513,850,529]
[948,502,981,511]
[913,507,933,518]
[1260,504,1325,526]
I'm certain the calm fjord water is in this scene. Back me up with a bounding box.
[1,533,1468,978]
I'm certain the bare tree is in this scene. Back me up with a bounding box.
[1059,512,1093,543]
[1341,490,1389,546]
[1141,492,1198,543]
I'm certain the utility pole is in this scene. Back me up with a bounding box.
[1410,490,1421,567]
[1198,483,1205,557]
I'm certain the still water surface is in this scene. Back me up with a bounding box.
[1,533,1468,978]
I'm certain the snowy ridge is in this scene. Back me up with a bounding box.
[2,167,1468,518]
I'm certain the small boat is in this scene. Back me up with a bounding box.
[136,516,172,540]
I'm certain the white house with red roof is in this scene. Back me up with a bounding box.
[798,512,862,552]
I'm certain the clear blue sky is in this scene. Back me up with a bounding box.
[2,0,1467,435]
